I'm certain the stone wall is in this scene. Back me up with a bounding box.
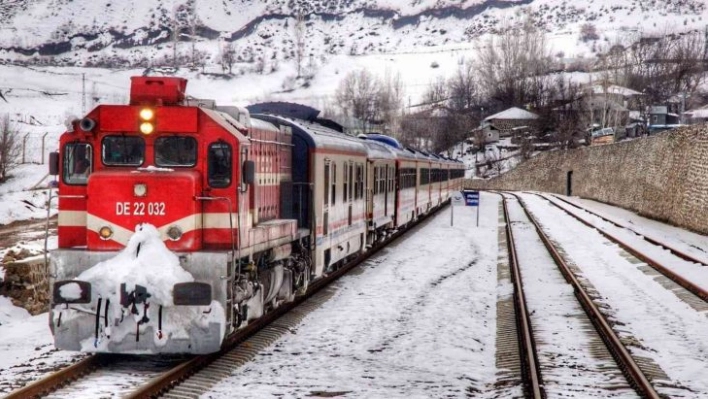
[0,256,50,315]
[466,125,708,235]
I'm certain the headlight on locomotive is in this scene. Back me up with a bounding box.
[133,183,147,197]
[139,107,155,134]
[167,226,183,241]
[99,226,114,240]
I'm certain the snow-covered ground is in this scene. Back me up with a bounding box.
[2,190,708,396]
[205,194,504,398]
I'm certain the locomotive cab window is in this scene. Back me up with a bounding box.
[208,142,232,188]
[155,136,197,167]
[64,143,92,185]
[102,136,144,166]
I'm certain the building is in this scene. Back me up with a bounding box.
[648,106,681,133]
[482,107,539,139]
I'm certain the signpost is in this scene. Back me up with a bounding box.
[450,190,480,227]
[450,191,465,226]
[463,190,480,227]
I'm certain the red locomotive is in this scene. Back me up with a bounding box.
[48,76,465,354]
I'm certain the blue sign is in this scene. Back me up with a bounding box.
[463,190,480,207]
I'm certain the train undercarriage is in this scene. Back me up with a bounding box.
[49,228,315,355]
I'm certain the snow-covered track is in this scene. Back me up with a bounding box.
[533,192,708,305]
[500,194,542,398]
[502,192,658,398]
[3,354,181,399]
[546,193,708,267]
[3,355,101,399]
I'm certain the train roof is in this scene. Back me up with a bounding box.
[201,108,250,142]
[361,138,397,160]
[364,133,403,150]
[250,113,368,155]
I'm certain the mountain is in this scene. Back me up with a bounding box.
[0,0,707,137]
[1,0,706,68]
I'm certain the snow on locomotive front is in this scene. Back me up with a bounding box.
[48,77,305,354]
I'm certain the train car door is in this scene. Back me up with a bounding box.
[384,164,389,217]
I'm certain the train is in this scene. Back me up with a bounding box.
[47,76,466,354]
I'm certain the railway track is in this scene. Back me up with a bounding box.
[501,192,659,398]
[546,194,708,267]
[3,205,443,399]
[533,192,708,305]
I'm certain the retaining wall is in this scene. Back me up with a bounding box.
[0,256,50,315]
[466,125,708,235]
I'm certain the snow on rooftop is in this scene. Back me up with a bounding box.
[484,107,539,121]
[590,84,643,96]
[685,106,708,119]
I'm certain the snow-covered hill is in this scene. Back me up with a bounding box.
[1,0,706,67]
[0,0,706,181]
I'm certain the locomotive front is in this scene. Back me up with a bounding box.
[49,77,250,354]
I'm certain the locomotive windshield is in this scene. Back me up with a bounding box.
[102,136,145,166]
[155,136,197,167]
[207,142,232,187]
[64,142,92,185]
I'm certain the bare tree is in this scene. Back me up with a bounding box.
[187,5,202,68]
[424,76,448,106]
[378,69,405,133]
[474,12,553,110]
[580,23,600,42]
[0,114,21,182]
[335,69,381,132]
[416,60,480,154]
[625,30,706,106]
[221,42,237,74]
[171,6,181,68]
[537,75,586,149]
[294,10,306,78]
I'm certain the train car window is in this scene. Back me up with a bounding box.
[355,164,362,199]
[64,143,92,185]
[349,164,353,201]
[155,136,197,167]
[379,167,385,194]
[331,162,337,205]
[388,166,393,192]
[343,163,348,202]
[208,142,232,188]
[324,163,330,205]
[102,136,144,166]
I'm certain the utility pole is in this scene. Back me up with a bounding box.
[81,73,86,114]
[704,25,708,61]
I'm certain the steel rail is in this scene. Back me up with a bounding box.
[3,355,105,399]
[533,193,708,302]
[546,193,708,267]
[500,193,544,399]
[509,192,661,399]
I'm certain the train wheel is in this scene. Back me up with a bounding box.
[296,265,310,295]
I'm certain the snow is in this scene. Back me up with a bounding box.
[203,193,507,398]
[590,84,643,96]
[483,107,539,121]
[0,187,708,395]
[0,0,707,393]
[54,223,226,352]
[57,282,83,301]
[520,193,708,397]
[506,195,636,397]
